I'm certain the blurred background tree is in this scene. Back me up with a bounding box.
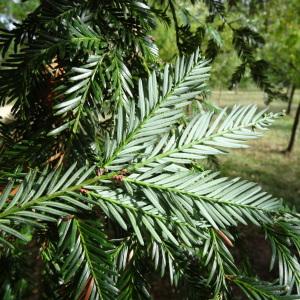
[151,1,275,91]
[0,0,39,29]
[151,0,300,152]
[256,0,300,152]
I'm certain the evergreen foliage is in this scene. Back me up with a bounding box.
[0,1,299,299]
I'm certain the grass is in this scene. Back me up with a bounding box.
[210,89,300,208]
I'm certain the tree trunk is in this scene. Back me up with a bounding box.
[286,101,300,153]
[286,84,295,115]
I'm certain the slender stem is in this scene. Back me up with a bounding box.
[129,113,277,172]
[0,172,116,219]
[169,0,181,54]
[64,53,106,162]
[103,56,201,168]
[124,177,278,214]
[73,54,106,133]
[75,219,104,299]
[90,191,197,230]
